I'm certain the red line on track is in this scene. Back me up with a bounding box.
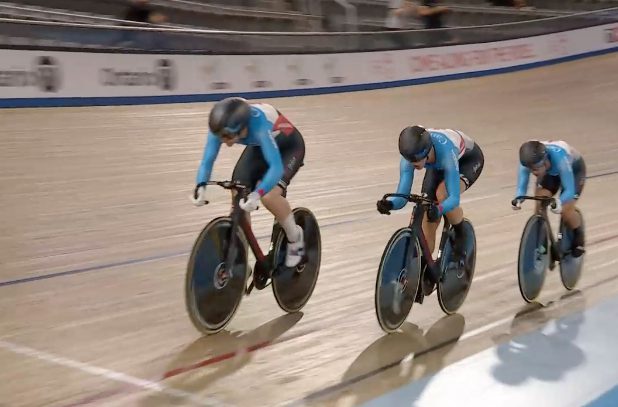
[160,329,311,380]
[161,339,272,379]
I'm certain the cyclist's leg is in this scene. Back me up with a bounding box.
[260,129,305,232]
[561,158,585,227]
[436,143,484,260]
[435,179,467,263]
[259,129,306,266]
[436,180,467,224]
[421,168,443,255]
[563,158,586,254]
[231,146,267,227]
[438,143,484,221]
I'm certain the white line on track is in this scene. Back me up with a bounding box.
[0,340,227,407]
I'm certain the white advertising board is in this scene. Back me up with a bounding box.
[0,23,616,107]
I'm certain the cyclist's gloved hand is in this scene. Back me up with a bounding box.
[427,203,442,222]
[377,199,394,215]
[240,191,260,213]
[511,197,523,210]
[191,182,207,206]
[551,198,562,214]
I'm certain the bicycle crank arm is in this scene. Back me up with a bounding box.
[245,280,255,296]
[426,261,441,285]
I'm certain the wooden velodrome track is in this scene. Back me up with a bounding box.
[1,53,618,407]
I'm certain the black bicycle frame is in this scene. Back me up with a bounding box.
[519,195,558,256]
[411,202,451,284]
[383,193,450,284]
[208,181,269,277]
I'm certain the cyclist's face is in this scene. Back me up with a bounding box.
[221,127,247,146]
[412,157,427,170]
[222,134,239,146]
[530,160,548,176]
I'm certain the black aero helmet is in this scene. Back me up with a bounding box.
[399,125,432,162]
[208,97,251,137]
[519,140,547,168]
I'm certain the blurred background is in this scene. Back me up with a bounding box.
[1,0,617,53]
[2,1,618,407]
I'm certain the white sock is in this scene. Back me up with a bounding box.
[282,214,300,243]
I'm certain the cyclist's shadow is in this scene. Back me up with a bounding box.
[141,312,303,406]
[340,314,466,406]
[491,291,586,386]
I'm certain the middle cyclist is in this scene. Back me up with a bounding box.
[377,125,484,281]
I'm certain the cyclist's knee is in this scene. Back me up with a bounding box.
[261,186,284,201]
[562,202,579,221]
[436,183,447,202]
[446,207,463,224]
[562,200,576,211]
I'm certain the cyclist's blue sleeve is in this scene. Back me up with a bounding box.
[440,149,461,214]
[556,151,576,204]
[515,164,530,198]
[388,157,414,210]
[196,131,222,184]
[254,126,284,196]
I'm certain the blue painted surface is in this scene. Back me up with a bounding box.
[1,46,616,109]
[361,294,618,407]
[588,385,618,407]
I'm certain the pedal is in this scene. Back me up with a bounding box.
[295,262,306,275]
[420,272,435,298]
[253,260,271,290]
[550,242,560,262]
[253,273,270,290]
[414,288,425,304]
[246,280,254,295]
[453,261,466,279]
[571,246,585,258]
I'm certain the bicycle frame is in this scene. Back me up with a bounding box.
[207,181,270,280]
[411,201,451,284]
[519,195,558,253]
[384,193,450,284]
[229,196,268,265]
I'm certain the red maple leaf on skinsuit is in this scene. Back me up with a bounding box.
[273,114,295,136]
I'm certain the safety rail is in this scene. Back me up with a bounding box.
[0,2,149,26]
[0,7,616,53]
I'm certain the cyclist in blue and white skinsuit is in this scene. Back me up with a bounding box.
[512,140,586,256]
[377,125,485,283]
[191,97,306,267]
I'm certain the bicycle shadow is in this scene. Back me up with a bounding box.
[491,291,586,386]
[140,312,303,406]
[339,314,465,406]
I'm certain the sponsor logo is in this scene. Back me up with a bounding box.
[287,58,313,86]
[606,27,618,43]
[0,56,61,92]
[203,58,231,90]
[370,53,395,78]
[408,44,536,73]
[245,59,272,89]
[323,57,345,84]
[461,175,471,187]
[287,155,297,171]
[100,59,176,90]
[547,33,569,56]
[397,268,408,292]
[267,132,279,149]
